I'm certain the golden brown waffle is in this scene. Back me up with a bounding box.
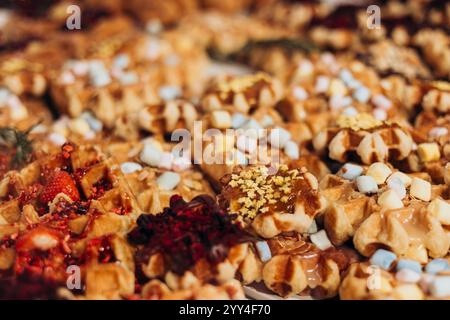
[219,165,326,238]
[313,113,414,165]
[340,258,450,300]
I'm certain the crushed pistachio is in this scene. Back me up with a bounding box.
[227,165,305,220]
[336,113,382,131]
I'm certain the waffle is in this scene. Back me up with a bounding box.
[320,164,450,258]
[0,0,449,301]
[340,256,450,300]
[259,234,359,298]
[219,165,326,238]
[313,113,414,165]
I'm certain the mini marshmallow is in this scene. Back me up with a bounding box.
[296,60,314,77]
[269,128,291,149]
[120,162,143,174]
[255,241,272,263]
[372,94,392,110]
[159,152,174,170]
[172,156,192,172]
[387,177,406,199]
[69,118,91,136]
[356,175,378,194]
[378,189,404,210]
[292,86,308,101]
[395,269,421,283]
[339,69,353,84]
[328,79,348,96]
[342,106,359,116]
[113,54,130,69]
[284,140,300,160]
[367,162,392,184]
[347,79,362,90]
[370,249,397,270]
[338,163,363,180]
[145,19,163,34]
[118,72,139,85]
[330,95,352,110]
[48,132,67,146]
[410,177,431,201]
[140,143,162,167]
[260,115,274,128]
[373,108,387,121]
[397,259,422,273]
[315,76,330,93]
[387,171,412,187]
[429,127,448,139]
[231,112,247,128]
[236,135,257,153]
[241,119,263,139]
[232,149,248,166]
[310,230,333,251]
[157,172,181,191]
[425,259,450,274]
[427,199,450,225]
[429,276,450,298]
[81,112,103,132]
[159,85,181,101]
[90,71,111,87]
[8,99,28,120]
[59,71,75,85]
[32,234,59,251]
[211,110,232,129]
[146,39,161,59]
[419,273,435,292]
[417,142,441,162]
[353,86,371,103]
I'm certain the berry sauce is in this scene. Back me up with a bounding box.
[128,195,255,276]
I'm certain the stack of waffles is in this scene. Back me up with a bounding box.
[0,0,449,300]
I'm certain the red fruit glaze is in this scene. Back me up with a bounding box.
[128,195,255,276]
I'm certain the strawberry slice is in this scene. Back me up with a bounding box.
[39,170,80,204]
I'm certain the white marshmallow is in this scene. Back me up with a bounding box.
[140,143,162,167]
[429,276,450,298]
[172,156,192,172]
[396,269,421,283]
[372,94,392,110]
[338,163,363,180]
[387,177,407,199]
[378,189,404,210]
[356,175,379,194]
[310,230,333,251]
[236,135,257,153]
[410,177,431,202]
[269,128,291,149]
[157,172,181,191]
[367,162,392,184]
[48,132,67,146]
[120,162,143,174]
[387,172,412,187]
[159,85,181,101]
[315,76,330,93]
[255,241,272,262]
[284,141,300,160]
[292,86,308,101]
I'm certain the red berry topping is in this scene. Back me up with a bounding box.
[39,170,80,204]
[128,195,255,275]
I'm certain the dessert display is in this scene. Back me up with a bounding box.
[0,0,449,300]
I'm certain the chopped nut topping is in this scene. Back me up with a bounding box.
[336,113,382,131]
